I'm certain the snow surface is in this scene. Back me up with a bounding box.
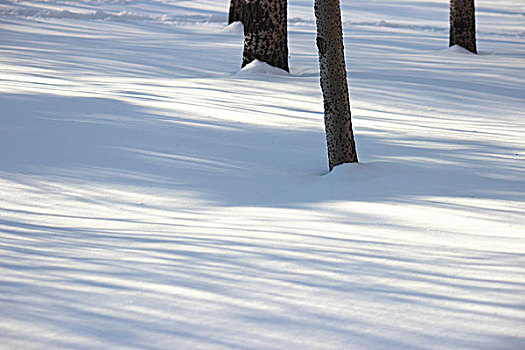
[238,60,290,76]
[1,0,524,349]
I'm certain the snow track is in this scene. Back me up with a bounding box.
[1,0,524,37]
[0,8,225,24]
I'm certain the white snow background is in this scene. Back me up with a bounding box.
[1,0,524,349]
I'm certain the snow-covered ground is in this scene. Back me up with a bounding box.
[1,0,524,348]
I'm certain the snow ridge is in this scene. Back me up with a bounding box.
[290,18,524,38]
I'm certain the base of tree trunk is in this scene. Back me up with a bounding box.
[242,0,289,72]
[449,0,477,54]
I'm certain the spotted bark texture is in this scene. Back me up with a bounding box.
[449,0,477,53]
[228,0,246,24]
[314,0,358,171]
[242,0,289,72]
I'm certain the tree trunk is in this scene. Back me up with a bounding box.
[314,0,358,171]
[449,0,477,53]
[242,0,289,72]
[228,0,246,25]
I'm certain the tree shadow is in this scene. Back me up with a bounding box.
[1,209,524,349]
[1,92,523,211]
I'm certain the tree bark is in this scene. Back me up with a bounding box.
[314,0,358,171]
[449,0,477,53]
[242,0,289,72]
[228,0,246,25]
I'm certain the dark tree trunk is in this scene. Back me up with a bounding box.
[449,0,477,53]
[242,0,289,72]
[228,0,246,25]
[314,0,358,171]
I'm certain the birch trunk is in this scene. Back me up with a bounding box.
[314,0,358,171]
[242,0,289,72]
[228,0,246,25]
[449,0,477,53]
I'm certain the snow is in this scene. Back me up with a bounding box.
[238,60,290,76]
[1,0,524,349]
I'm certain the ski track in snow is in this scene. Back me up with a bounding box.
[0,8,226,23]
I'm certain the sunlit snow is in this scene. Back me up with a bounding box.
[1,0,524,349]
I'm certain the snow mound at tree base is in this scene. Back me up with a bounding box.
[223,21,244,34]
[444,44,477,55]
[237,60,290,76]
